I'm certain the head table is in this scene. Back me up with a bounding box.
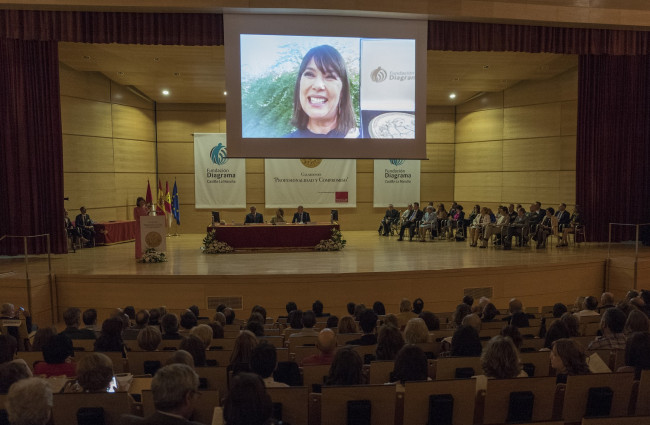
[206,223,339,249]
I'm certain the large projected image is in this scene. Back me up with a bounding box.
[240,35,415,140]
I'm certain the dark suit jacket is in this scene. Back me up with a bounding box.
[244,212,264,223]
[292,211,311,223]
[75,213,93,228]
[60,327,96,340]
[556,210,571,226]
[407,209,424,223]
[384,209,400,222]
[346,334,377,346]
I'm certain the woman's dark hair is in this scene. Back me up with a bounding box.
[148,308,161,326]
[500,325,523,349]
[372,301,386,316]
[375,325,405,361]
[0,335,17,363]
[544,320,571,349]
[482,303,500,322]
[245,320,265,337]
[285,302,297,315]
[450,325,482,357]
[136,196,145,205]
[326,315,339,329]
[223,372,273,425]
[481,336,522,379]
[180,311,198,330]
[42,334,74,364]
[94,316,125,352]
[412,298,424,315]
[325,347,362,386]
[392,345,428,383]
[553,338,590,376]
[208,322,224,339]
[453,303,472,327]
[419,311,440,331]
[288,310,303,329]
[32,327,57,352]
[252,305,267,321]
[179,335,207,367]
[0,361,30,393]
[291,45,356,136]
[346,302,356,316]
[552,303,568,318]
[560,312,580,337]
[625,332,650,378]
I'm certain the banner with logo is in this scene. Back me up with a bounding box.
[373,159,420,207]
[140,216,166,256]
[194,133,246,209]
[265,159,356,208]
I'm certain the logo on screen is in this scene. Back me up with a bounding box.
[370,66,387,83]
[300,159,322,168]
[210,143,229,165]
[389,159,405,166]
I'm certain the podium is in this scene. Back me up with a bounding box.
[138,216,166,258]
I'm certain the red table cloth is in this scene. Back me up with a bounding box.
[206,223,338,248]
[94,220,137,245]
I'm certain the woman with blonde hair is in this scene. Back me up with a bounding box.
[481,335,527,379]
[404,318,429,344]
[337,316,358,334]
[229,330,258,376]
[550,338,590,377]
[468,207,490,247]
[190,323,214,349]
[137,326,162,351]
[625,309,650,335]
[75,353,114,392]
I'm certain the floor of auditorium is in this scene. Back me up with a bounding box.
[1,231,648,277]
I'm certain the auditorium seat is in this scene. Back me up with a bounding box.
[292,345,320,364]
[158,339,183,351]
[301,364,330,392]
[259,335,284,348]
[635,369,650,416]
[350,344,378,362]
[52,392,131,425]
[76,351,126,373]
[519,351,551,377]
[223,330,240,338]
[288,335,318,352]
[319,384,398,425]
[520,338,545,351]
[562,373,635,423]
[368,361,394,384]
[15,351,44,371]
[71,339,96,352]
[403,379,476,425]
[127,351,174,375]
[205,350,233,367]
[208,338,236,350]
[142,389,219,424]
[195,366,228,395]
[582,417,650,425]
[482,376,557,424]
[266,386,309,425]
[336,333,362,345]
[435,356,483,380]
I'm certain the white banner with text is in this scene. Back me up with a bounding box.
[373,159,420,207]
[194,133,246,209]
[265,159,356,208]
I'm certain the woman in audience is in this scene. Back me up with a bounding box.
[31,326,56,352]
[6,378,53,425]
[481,303,500,322]
[0,361,31,393]
[73,352,115,392]
[559,312,580,337]
[552,303,568,318]
[418,206,437,241]
[376,325,405,361]
[481,206,510,248]
[382,314,399,329]
[137,326,162,351]
[391,345,429,384]
[223,372,275,425]
[180,335,207,367]
[557,205,582,247]
[419,311,440,331]
[510,311,530,329]
[625,309,650,335]
[481,335,527,379]
[229,330,258,376]
[165,349,195,368]
[94,316,126,354]
[618,332,650,378]
[208,321,224,339]
[543,320,571,350]
[550,338,590,379]
[468,207,490,247]
[441,325,482,357]
[33,334,76,377]
[500,325,523,350]
[325,347,363,386]
[404,318,429,344]
[337,316,358,334]
[179,310,198,331]
[372,301,386,316]
[288,309,303,329]
[190,324,214,349]
[451,303,472,328]
[326,315,339,329]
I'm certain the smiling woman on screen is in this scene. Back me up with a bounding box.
[287,45,359,138]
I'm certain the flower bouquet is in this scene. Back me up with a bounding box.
[315,227,347,251]
[202,230,235,254]
[139,248,167,263]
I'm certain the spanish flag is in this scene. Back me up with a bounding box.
[164,181,172,214]
[156,179,166,215]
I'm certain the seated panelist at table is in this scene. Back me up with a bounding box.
[75,206,95,247]
[244,205,264,224]
[292,205,310,223]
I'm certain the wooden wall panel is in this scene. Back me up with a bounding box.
[61,96,112,137]
[246,158,265,174]
[455,109,504,143]
[455,141,503,172]
[560,136,577,171]
[113,140,156,173]
[156,109,223,142]
[157,142,194,174]
[110,81,154,110]
[503,103,562,139]
[246,174,265,204]
[357,173,373,203]
[59,64,110,102]
[504,66,578,108]
[423,143,455,173]
[63,172,117,208]
[357,159,373,173]
[455,173,504,203]
[457,91,503,113]
[426,112,455,143]
[111,104,155,141]
[502,137,562,171]
[114,172,157,209]
[421,173,455,201]
[62,135,115,173]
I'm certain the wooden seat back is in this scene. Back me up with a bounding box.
[267,386,309,425]
[142,389,219,424]
[563,373,635,423]
[519,350,551,377]
[301,364,330,391]
[336,333,362,346]
[195,366,228,396]
[320,384,397,425]
[403,379,476,425]
[483,376,557,424]
[52,392,131,425]
[435,356,482,380]
[127,351,173,375]
[368,361,394,384]
[635,369,650,416]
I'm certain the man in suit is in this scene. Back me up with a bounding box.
[398,202,423,241]
[555,203,571,230]
[292,205,310,223]
[244,205,263,223]
[379,204,400,236]
[59,307,96,340]
[75,206,95,247]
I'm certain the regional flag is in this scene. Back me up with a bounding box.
[172,180,180,225]
[164,181,172,214]
[156,179,166,215]
[145,180,153,205]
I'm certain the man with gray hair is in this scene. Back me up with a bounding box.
[6,378,53,425]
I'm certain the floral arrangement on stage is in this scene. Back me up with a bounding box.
[315,227,347,251]
[202,230,235,254]
[140,248,167,263]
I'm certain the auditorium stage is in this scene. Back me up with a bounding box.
[2,231,649,324]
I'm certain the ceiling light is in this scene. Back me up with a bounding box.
[482,65,489,69]
[173,72,181,77]
[449,93,456,99]
[83,55,91,60]
[154,57,160,62]
[162,90,170,96]
[223,91,228,96]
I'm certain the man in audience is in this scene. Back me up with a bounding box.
[60,307,96,340]
[347,309,378,345]
[598,292,616,313]
[292,205,311,223]
[123,309,150,340]
[396,299,417,329]
[574,296,600,317]
[346,302,356,316]
[462,295,474,308]
[244,205,263,224]
[555,203,571,230]
[6,378,53,425]
[412,298,424,315]
[188,305,209,322]
[161,314,182,340]
[398,202,423,241]
[301,329,337,366]
[290,310,319,338]
[501,298,535,323]
[1,303,33,351]
[312,300,329,318]
[250,341,288,388]
[82,308,99,334]
[379,204,400,236]
[223,308,243,326]
[587,307,627,350]
[75,206,95,247]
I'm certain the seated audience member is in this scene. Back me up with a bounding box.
[639,290,650,317]
[59,307,95,340]
[552,303,568,318]
[33,334,76,377]
[189,324,213,349]
[532,207,556,249]
[224,307,242,326]
[481,303,500,322]
[397,202,423,241]
[213,312,226,328]
[375,325,405,361]
[379,204,400,236]
[500,325,523,350]
[292,205,310,223]
[481,336,527,379]
[347,309,378,345]
[372,301,386,316]
[64,208,82,244]
[312,300,329,317]
[598,292,616,313]
[382,314,399,329]
[325,315,338,329]
[288,310,303,330]
[443,204,464,240]
[510,311,530,329]
[555,203,571,230]
[1,303,33,351]
[451,303,472,328]
[587,307,627,350]
[224,373,274,425]
[31,327,56,352]
[468,207,490,247]
[94,316,126,353]
[0,334,18,365]
[401,204,413,222]
[6,378,53,425]
[625,309,650,335]
[207,322,224,340]
[550,339,590,380]
[0,361,31,393]
[82,308,99,334]
[396,299,417,329]
[574,296,600,317]
[123,306,136,325]
[165,350,195,369]
[462,314,482,332]
[419,311,440,331]
[337,316,358,334]
[137,326,162,351]
[412,298,425,315]
[325,347,363,386]
[245,319,265,337]
[290,310,319,338]
[73,352,114,392]
[250,341,287,388]
[270,208,285,224]
[251,305,267,322]
[180,311,198,332]
[557,205,582,247]
[543,321,571,350]
[188,305,209,322]
[148,308,162,327]
[280,301,297,320]
[462,295,474,308]
[502,207,530,249]
[618,332,650,378]
[450,325,483,357]
[418,206,437,241]
[139,364,203,425]
[229,330,258,376]
[404,318,429,344]
[123,309,150,340]
[481,206,510,248]
[180,335,207,367]
[161,314,182,340]
[75,206,96,247]
[390,345,429,384]
[353,304,366,321]
[346,302,356,316]
[560,312,580,337]
[302,329,337,366]
[244,205,264,224]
